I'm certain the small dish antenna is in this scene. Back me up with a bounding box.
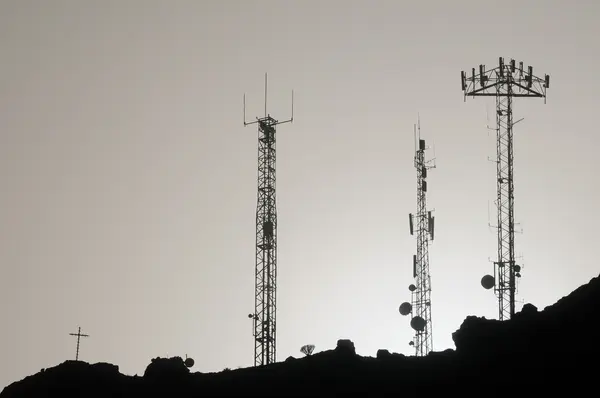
[300,344,315,356]
[408,284,417,292]
[410,316,426,332]
[399,302,412,316]
[481,274,495,290]
[184,355,195,368]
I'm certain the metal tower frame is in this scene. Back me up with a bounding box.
[244,74,293,367]
[400,118,436,357]
[461,57,549,320]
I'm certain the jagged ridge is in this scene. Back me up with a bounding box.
[3,274,599,397]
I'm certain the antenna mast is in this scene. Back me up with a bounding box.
[399,118,436,357]
[69,326,89,361]
[244,73,294,367]
[460,57,550,320]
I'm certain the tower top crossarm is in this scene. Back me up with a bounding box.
[243,73,294,127]
[460,57,550,101]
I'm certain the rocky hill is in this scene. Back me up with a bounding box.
[3,274,599,397]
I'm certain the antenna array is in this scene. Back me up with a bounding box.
[244,74,294,367]
[460,57,550,320]
[399,118,436,356]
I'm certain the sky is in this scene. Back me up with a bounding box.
[1,0,599,390]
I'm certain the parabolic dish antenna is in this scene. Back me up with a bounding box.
[408,284,417,292]
[410,316,426,332]
[184,357,195,368]
[399,302,412,316]
[514,265,521,273]
[481,274,495,290]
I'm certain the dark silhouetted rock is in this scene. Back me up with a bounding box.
[92,362,119,375]
[143,357,189,379]
[376,349,391,359]
[2,274,599,397]
[522,303,538,313]
[335,339,355,355]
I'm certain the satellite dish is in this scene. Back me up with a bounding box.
[399,302,412,316]
[481,274,495,290]
[408,284,417,292]
[514,265,521,273]
[184,357,195,368]
[410,316,426,332]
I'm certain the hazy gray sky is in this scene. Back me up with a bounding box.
[1,0,599,389]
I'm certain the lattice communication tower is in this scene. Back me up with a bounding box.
[460,57,550,320]
[244,74,293,366]
[399,119,436,356]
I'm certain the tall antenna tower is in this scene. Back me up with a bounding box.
[399,118,436,357]
[244,73,293,367]
[460,57,550,320]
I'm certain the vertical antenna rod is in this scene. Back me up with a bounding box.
[460,57,550,320]
[244,74,294,367]
[69,326,89,361]
[399,117,436,357]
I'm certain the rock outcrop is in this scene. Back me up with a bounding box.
[2,274,599,397]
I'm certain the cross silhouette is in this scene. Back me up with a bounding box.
[69,326,89,361]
